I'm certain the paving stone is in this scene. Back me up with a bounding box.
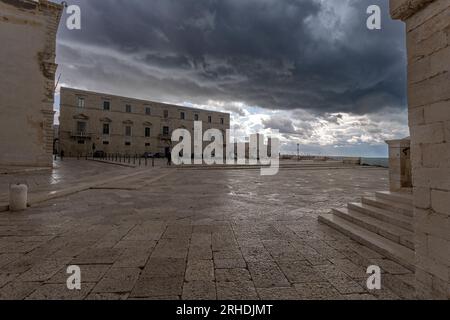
[140,258,186,278]
[353,278,401,300]
[241,246,273,262]
[113,248,152,268]
[26,282,96,300]
[294,282,341,300]
[50,242,92,258]
[313,264,366,294]
[343,293,377,300]
[86,292,129,300]
[188,246,213,260]
[130,276,184,298]
[330,258,367,279]
[0,281,42,299]
[213,250,243,260]
[130,295,180,300]
[185,260,214,281]
[182,281,216,300]
[46,264,110,284]
[247,261,290,288]
[163,225,192,239]
[151,238,189,259]
[256,287,300,300]
[216,281,258,300]
[0,253,23,269]
[123,224,165,241]
[382,274,416,299]
[215,268,252,282]
[92,267,140,293]
[114,240,157,249]
[0,273,19,288]
[71,248,124,265]
[214,258,247,269]
[278,260,325,283]
[16,258,71,282]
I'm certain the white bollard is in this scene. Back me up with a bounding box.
[9,183,28,212]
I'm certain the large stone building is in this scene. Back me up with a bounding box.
[0,0,63,167]
[59,87,231,157]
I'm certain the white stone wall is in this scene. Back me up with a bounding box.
[391,0,450,299]
[0,0,62,167]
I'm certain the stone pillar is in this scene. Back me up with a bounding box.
[0,0,63,167]
[386,138,412,192]
[390,0,450,299]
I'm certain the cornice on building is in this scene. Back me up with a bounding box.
[390,0,435,20]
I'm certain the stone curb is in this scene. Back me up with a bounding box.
[0,169,171,213]
[87,159,137,168]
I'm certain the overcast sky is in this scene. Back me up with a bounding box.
[54,0,409,157]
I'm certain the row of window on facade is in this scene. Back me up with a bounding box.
[76,121,168,138]
[77,97,224,124]
[77,140,152,147]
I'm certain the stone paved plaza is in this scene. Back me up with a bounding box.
[0,162,416,300]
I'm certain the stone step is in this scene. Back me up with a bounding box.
[332,208,414,250]
[375,191,413,206]
[362,196,413,218]
[0,203,8,213]
[348,202,413,232]
[318,213,415,271]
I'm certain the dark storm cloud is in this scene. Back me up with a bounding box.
[57,0,406,115]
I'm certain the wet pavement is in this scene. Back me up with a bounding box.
[0,164,416,300]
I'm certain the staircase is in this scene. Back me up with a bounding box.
[319,191,415,271]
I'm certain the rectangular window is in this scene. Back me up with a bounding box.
[77,97,85,108]
[125,142,131,146]
[145,127,151,137]
[194,114,199,121]
[163,126,169,135]
[208,116,212,123]
[180,112,185,120]
[78,140,85,145]
[145,107,151,115]
[125,126,132,137]
[103,141,110,145]
[76,121,86,135]
[103,101,110,111]
[145,143,150,147]
[164,110,169,118]
[103,123,110,135]
[126,104,132,113]
[220,118,224,125]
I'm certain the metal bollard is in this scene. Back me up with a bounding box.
[152,157,155,167]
